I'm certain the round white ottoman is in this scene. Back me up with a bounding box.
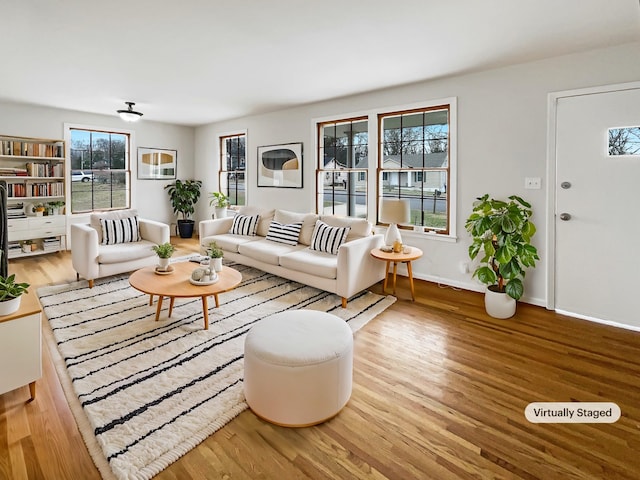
[244,310,354,427]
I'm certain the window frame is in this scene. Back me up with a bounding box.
[316,116,370,218]
[377,101,456,237]
[65,123,133,214]
[218,131,247,207]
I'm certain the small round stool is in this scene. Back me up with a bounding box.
[244,310,353,427]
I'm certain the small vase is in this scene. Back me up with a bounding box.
[157,257,170,269]
[212,257,223,272]
[0,296,21,316]
[214,207,228,219]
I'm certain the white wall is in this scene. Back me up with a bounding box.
[0,102,195,228]
[195,41,640,306]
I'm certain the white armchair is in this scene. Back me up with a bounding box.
[71,211,170,287]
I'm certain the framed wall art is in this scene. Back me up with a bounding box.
[257,142,303,188]
[137,147,177,180]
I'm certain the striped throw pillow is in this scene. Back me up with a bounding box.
[229,214,260,236]
[310,220,350,255]
[265,221,303,246]
[99,216,141,245]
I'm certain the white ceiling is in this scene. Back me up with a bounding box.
[1,0,639,126]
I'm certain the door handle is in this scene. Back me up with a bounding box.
[559,213,571,221]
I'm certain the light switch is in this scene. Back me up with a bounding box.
[525,177,541,189]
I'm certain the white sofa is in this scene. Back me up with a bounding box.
[199,207,386,307]
[71,210,170,288]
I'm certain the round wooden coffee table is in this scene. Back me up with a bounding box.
[370,246,423,300]
[129,261,242,330]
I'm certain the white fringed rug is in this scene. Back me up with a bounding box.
[37,262,395,480]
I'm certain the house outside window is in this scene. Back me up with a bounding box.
[69,128,131,213]
[219,133,246,206]
[378,104,451,234]
[317,118,368,217]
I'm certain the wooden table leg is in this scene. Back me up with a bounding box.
[155,295,164,321]
[392,261,398,295]
[28,381,36,402]
[214,293,220,308]
[407,261,415,301]
[383,260,391,292]
[168,297,175,318]
[202,296,209,330]
[149,294,154,306]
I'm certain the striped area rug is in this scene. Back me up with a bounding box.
[37,262,395,480]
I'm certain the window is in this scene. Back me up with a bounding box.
[379,105,451,234]
[219,133,246,206]
[69,128,131,213]
[317,118,368,217]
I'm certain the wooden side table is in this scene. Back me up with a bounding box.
[370,247,423,300]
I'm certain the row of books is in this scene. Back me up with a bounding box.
[7,203,25,218]
[0,167,28,176]
[25,162,64,177]
[43,237,61,252]
[7,182,64,197]
[1,141,63,158]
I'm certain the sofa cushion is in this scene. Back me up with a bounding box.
[202,233,260,253]
[279,248,338,280]
[319,215,372,241]
[230,214,259,236]
[310,220,350,255]
[99,216,141,245]
[90,209,138,244]
[97,239,156,264]
[274,210,319,245]
[239,206,275,237]
[239,239,304,266]
[265,221,303,246]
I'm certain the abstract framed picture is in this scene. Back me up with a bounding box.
[137,147,177,180]
[257,142,303,188]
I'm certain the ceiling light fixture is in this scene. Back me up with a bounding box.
[117,101,143,122]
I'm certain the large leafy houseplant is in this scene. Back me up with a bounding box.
[465,194,539,301]
[164,180,202,238]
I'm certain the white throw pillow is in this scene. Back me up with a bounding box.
[99,216,141,245]
[310,220,350,255]
[229,214,260,236]
[265,221,303,246]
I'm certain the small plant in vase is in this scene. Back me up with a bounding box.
[152,242,175,271]
[209,191,230,219]
[0,274,30,316]
[208,241,224,272]
[47,200,65,215]
[33,203,45,217]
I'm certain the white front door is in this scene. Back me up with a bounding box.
[554,86,640,329]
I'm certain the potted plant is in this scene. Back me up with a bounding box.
[164,179,202,238]
[465,194,540,319]
[33,203,45,217]
[209,191,230,219]
[20,240,34,253]
[47,200,65,215]
[151,242,175,270]
[0,274,30,316]
[207,241,224,272]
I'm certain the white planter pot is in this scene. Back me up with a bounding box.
[212,257,223,272]
[0,296,22,316]
[214,207,228,219]
[484,286,516,319]
[157,257,170,269]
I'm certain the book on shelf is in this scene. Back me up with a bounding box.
[0,140,64,158]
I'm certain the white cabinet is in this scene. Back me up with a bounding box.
[0,291,42,400]
[1,135,67,258]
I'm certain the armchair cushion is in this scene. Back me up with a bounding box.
[90,209,139,244]
[99,216,141,245]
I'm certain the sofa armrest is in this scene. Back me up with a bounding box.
[336,234,386,298]
[139,219,170,245]
[70,223,100,281]
[199,218,234,241]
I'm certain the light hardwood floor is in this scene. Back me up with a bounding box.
[1,237,639,479]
